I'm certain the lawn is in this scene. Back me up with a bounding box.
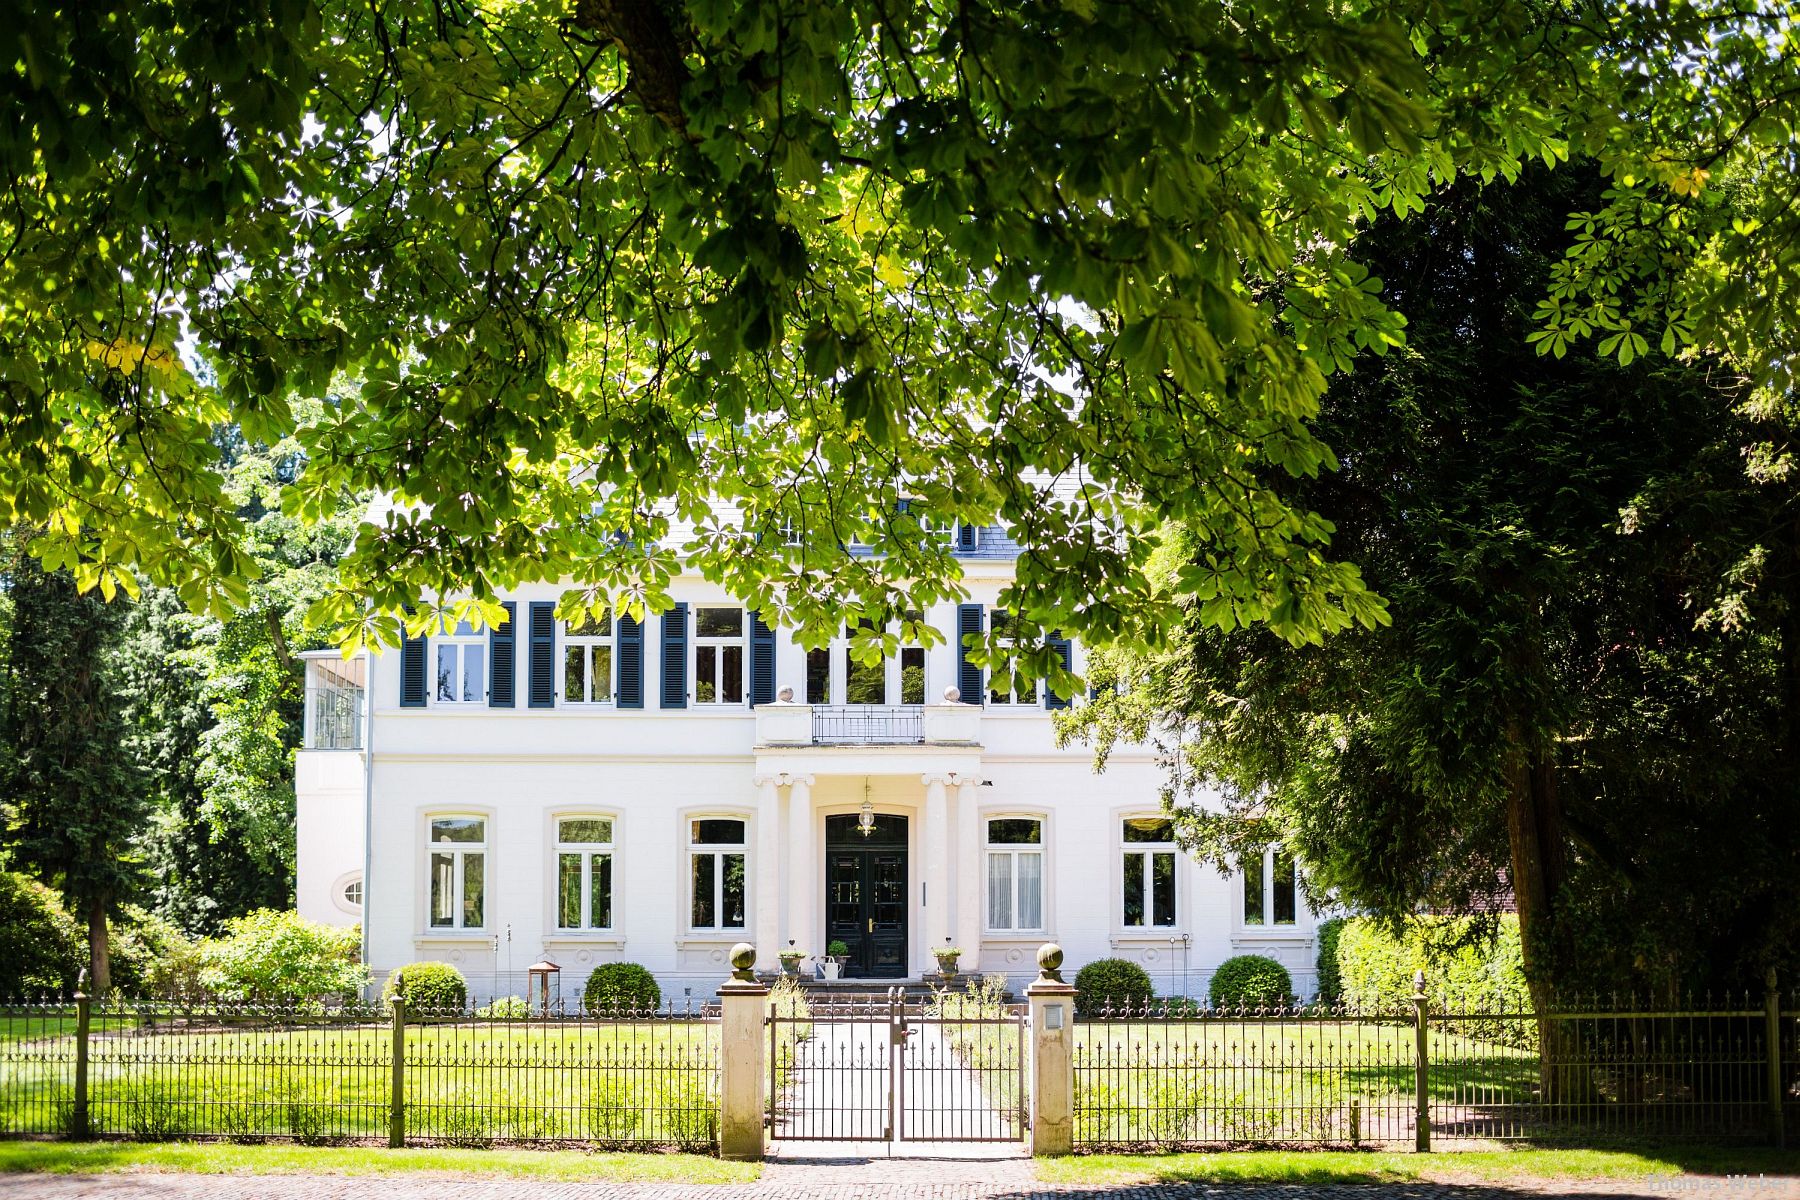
[1038,1146,1800,1185]
[1074,1018,1539,1146]
[0,1017,720,1148]
[0,1139,757,1182]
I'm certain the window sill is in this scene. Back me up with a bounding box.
[543,933,627,948]
[1110,930,1186,943]
[413,932,493,943]
[675,933,748,946]
[1234,928,1311,940]
[982,931,1049,941]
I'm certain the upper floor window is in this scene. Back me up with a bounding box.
[435,620,485,704]
[988,610,1038,706]
[428,816,486,929]
[986,818,1044,932]
[564,611,614,704]
[689,818,748,930]
[1244,846,1299,927]
[556,816,615,930]
[806,644,831,704]
[845,620,886,704]
[694,607,745,705]
[1121,816,1176,928]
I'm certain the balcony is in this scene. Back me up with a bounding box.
[756,701,980,748]
[302,650,365,750]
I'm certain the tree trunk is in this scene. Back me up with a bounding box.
[86,895,111,995]
[1504,739,1571,1103]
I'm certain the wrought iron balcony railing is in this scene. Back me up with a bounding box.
[810,705,926,745]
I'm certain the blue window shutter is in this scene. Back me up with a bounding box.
[616,614,644,708]
[957,522,979,552]
[488,602,517,708]
[527,602,556,709]
[400,628,428,708]
[750,611,776,706]
[956,604,983,701]
[1044,632,1073,710]
[661,603,689,709]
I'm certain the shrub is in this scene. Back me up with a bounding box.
[584,962,660,1014]
[1073,957,1153,1017]
[196,909,368,1003]
[1209,954,1293,1008]
[1314,917,1346,1003]
[383,961,468,1012]
[0,872,83,996]
[111,906,202,998]
[1335,915,1529,1011]
[476,994,530,1018]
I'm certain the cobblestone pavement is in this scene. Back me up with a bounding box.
[2,1159,1797,1200]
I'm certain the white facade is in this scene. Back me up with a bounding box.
[297,556,1322,1003]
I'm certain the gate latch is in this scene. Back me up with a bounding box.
[889,1021,914,1045]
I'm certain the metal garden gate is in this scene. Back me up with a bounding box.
[767,988,1029,1142]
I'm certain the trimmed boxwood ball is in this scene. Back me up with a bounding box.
[1073,957,1154,1017]
[1209,954,1293,1009]
[584,962,661,1014]
[382,961,468,1012]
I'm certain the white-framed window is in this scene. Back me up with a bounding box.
[555,816,615,930]
[688,818,748,931]
[845,620,886,704]
[986,817,1044,932]
[332,871,364,916]
[1121,816,1177,928]
[694,607,745,705]
[434,620,486,704]
[427,816,487,929]
[1243,845,1299,927]
[988,609,1038,706]
[563,610,614,704]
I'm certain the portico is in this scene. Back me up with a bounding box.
[752,699,988,978]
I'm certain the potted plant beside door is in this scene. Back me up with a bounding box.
[778,942,806,978]
[933,943,962,980]
[821,940,849,981]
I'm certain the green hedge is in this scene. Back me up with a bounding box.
[1209,954,1293,1008]
[383,961,469,1011]
[1336,915,1533,1048]
[1073,957,1153,1017]
[584,962,661,1014]
[1313,917,1345,1002]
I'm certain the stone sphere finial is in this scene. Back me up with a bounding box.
[1037,942,1066,984]
[943,685,962,703]
[729,942,757,981]
[777,685,794,703]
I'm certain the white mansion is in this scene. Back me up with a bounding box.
[296,516,1322,1002]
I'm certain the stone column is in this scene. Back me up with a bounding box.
[754,775,782,972]
[1025,943,1077,1156]
[717,943,770,1160]
[786,775,816,957]
[954,775,983,972]
[922,774,951,964]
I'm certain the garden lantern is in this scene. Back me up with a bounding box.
[526,959,561,1015]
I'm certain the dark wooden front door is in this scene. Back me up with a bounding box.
[824,814,908,978]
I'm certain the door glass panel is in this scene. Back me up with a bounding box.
[872,855,905,926]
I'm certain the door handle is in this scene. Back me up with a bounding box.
[867,918,873,933]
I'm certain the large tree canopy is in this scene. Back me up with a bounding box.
[1065,168,1800,997]
[3,0,1798,670]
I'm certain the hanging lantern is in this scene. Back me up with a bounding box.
[858,777,876,837]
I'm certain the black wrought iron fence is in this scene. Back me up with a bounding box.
[810,705,925,744]
[1073,990,1800,1150]
[0,996,718,1149]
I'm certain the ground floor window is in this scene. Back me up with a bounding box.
[556,816,615,930]
[986,817,1044,931]
[1121,816,1176,927]
[1244,845,1299,926]
[428,816,486,929]
[689,818,747,930]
